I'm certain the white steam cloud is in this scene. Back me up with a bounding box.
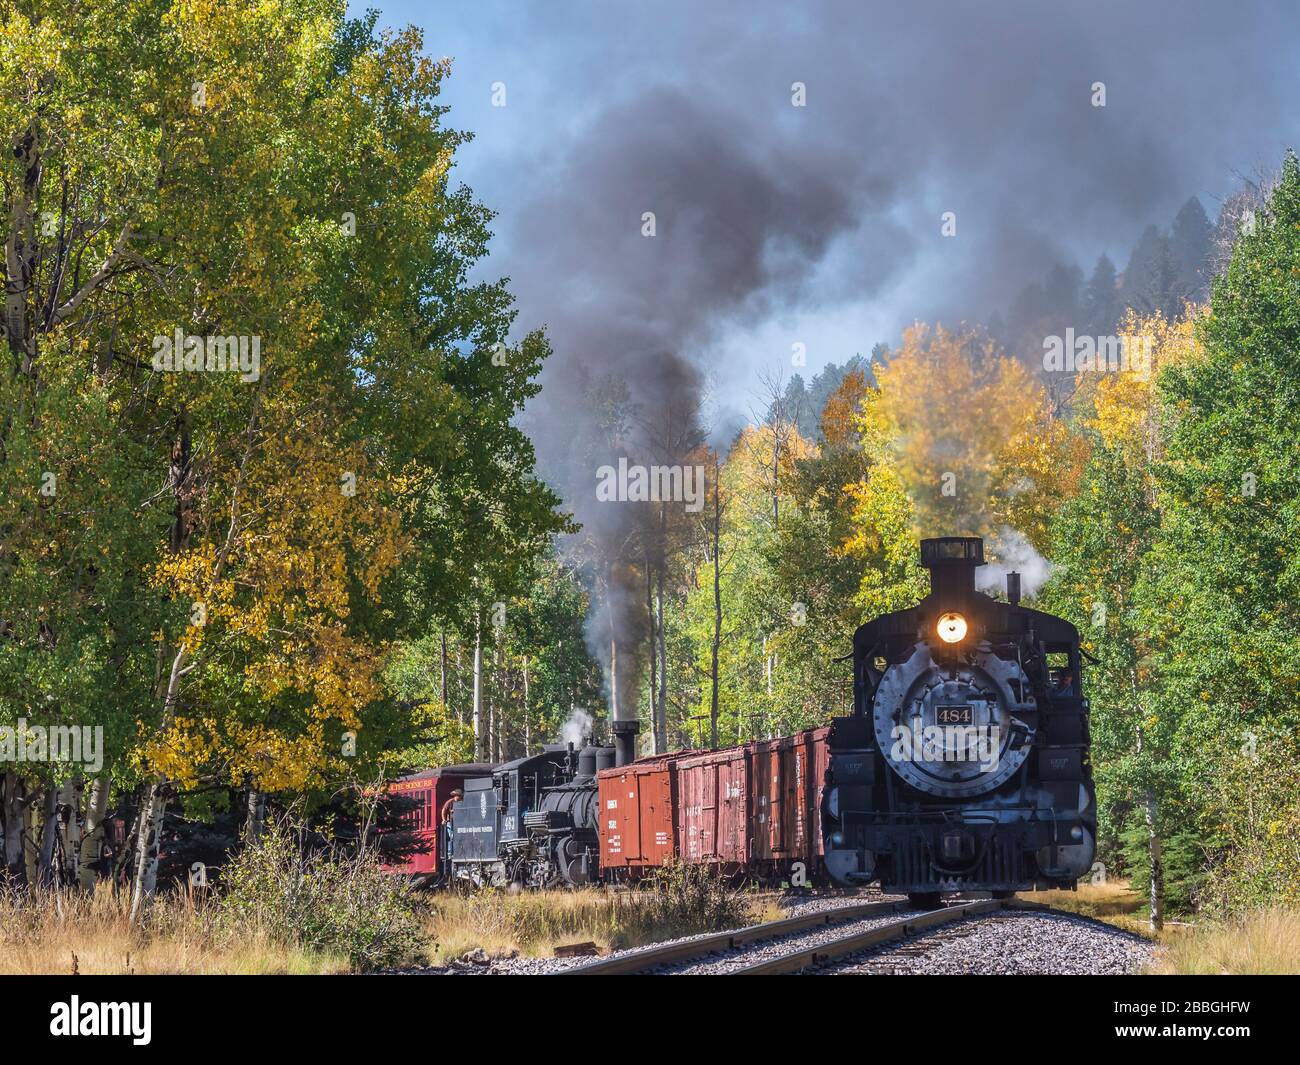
[559,707,594,748]
[976,527,1055,599]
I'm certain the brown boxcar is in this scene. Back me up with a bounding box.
[748,728,831,877]
[808,726,831,857]
[676,746,750,867]
[597,754,684,873]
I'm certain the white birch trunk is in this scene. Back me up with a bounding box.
[78,775,110,889]
[2,771,28,882]
[472,612,483,760]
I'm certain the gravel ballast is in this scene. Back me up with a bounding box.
[821,910,1154,975]
[388,897,1153,976]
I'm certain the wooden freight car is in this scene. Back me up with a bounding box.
[596,753,690,877]
[596,728,832,884]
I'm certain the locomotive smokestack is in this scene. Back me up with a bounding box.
[919,536,985,599]
[1007,571,1021,605]
[611,719,640,767]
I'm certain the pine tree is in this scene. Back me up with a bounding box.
[1169,196,1212,303]
[1082,254,1121,336]
[1122,225,1180,320]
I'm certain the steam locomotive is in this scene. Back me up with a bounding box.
[382,537,1094,901]
[821,536,1095,902]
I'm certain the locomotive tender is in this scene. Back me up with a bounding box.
[383,537,1094,901]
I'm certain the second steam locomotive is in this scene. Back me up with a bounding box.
[383,537,1095,901]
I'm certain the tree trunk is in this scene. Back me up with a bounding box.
[1144,787,1164,932]
[78,775,110,889]
[655,563,668,755]
[64,776,84,886]
[522,656,531,755]
[129,782,166,920]
[440,631,448,708]
[36,783,60,887]
[609,636,618,724]
[472,611,483,760]
[454,648,465,725]
[710,457,722,750]
[646,554,658,753]
[245,787,266,841]
[1,771,28,883]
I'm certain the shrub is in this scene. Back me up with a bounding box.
[217,820,425,972]
[640,861,752,935]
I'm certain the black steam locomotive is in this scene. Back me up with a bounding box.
[821,536,1095,903]
[448,743,614,888]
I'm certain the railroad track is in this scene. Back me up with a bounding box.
[562,897,1051,975]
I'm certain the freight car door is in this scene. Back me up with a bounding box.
[696,764,718,861]
[769,747,785,854]
[751,745,780,860]
[717,754,747,865]
[786,745,807,859]
[641,769,675,866]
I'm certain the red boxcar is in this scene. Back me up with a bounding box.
[676,747,749,868]
[595,728,834,884]
[748,728,831,877]
[597,752,692,874]
[380,764,491,878]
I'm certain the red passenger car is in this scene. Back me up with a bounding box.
[379,764,492,880]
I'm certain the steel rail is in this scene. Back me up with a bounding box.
[561,898,909,975]
[732,897,1049,974]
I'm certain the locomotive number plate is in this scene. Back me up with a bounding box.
[936,704,974,725]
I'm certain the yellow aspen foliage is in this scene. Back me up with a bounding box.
[848,324,1076,554]
[1078,308,1206,458]
[142,408,409,791]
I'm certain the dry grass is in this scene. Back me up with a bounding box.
[1017,880,1153,935]
[1,866,765,972]
[1148,908,1300,975]
[425,882,766,963]
[0,884,348,975]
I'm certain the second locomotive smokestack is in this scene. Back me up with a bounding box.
[611,719,640,767]
[1007,571,1021,605]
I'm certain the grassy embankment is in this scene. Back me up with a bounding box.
[1020,881,1300,974]
[0,863,769,974]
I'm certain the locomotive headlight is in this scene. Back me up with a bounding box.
[936,611,967,643]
